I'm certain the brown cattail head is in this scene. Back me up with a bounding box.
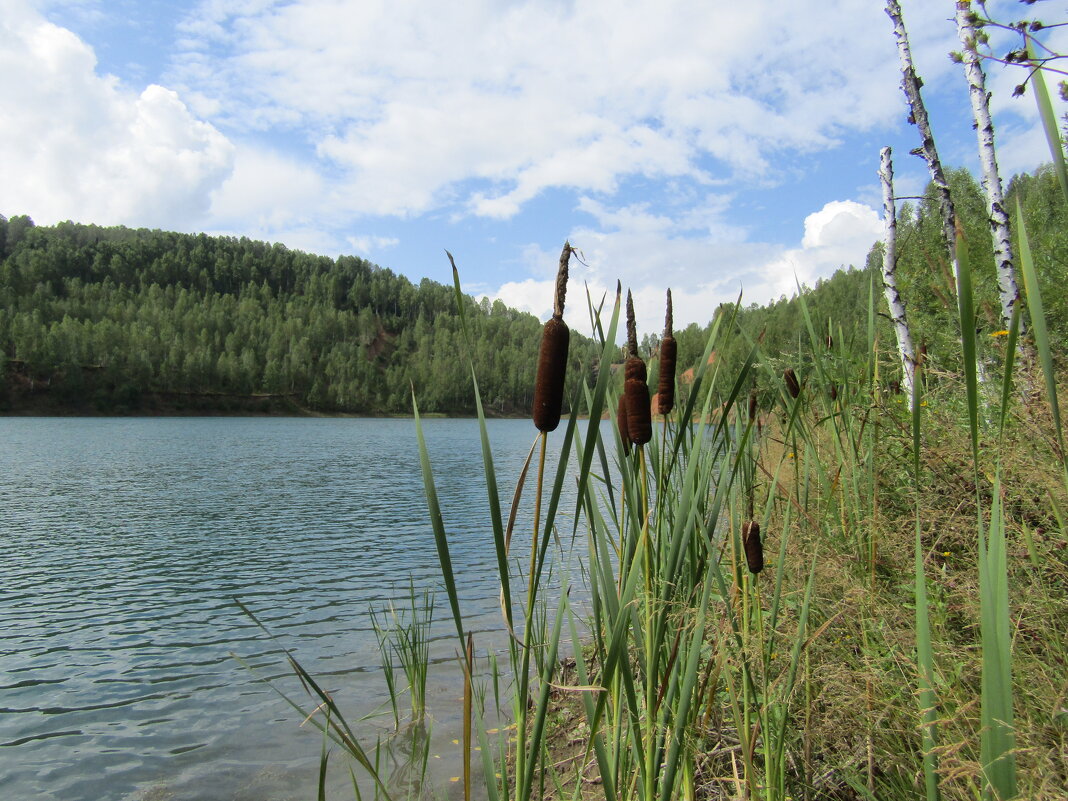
[622,289,652,444]
[532,243,573,432]
[829,383,838,401]
[825,333,833,349]
[617,394,631,455]
[748,389,758,423]
[625,356,647,383]
[657,289,676,415]
[784,368,801,399]
[533,317,570,432]
[742,520,764,574]
[625,367,652,445]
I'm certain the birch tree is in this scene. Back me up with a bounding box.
[954,0,1023,330]
[885,0,960,284]
[879,147,917,405]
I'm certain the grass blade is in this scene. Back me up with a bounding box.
[1015,200,1066,488]
[412,388,466,649]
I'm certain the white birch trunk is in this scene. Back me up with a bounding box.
[955,1,1023,331]
[879,147,917,406]
[885,0,960,283]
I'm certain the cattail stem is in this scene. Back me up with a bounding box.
[463,632,473,801]
[527,431,548,611]
[639,446,651,594]
[517,429,548,794]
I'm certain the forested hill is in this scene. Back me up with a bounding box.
[0,218,600,415]
[3,164,1064,416]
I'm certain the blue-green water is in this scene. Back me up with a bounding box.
[0,417,579,801]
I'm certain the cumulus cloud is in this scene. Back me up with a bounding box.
[0,2,233,228]
[208,146,323,229]
[168,0,966,221]
[347,234,400,255]
[488,197,880,338]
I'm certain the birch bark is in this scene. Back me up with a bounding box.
[879,147,917,405]
[955,1,1022,330]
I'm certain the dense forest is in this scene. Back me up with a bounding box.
[1,164,1064,416]
[0,219,600,414]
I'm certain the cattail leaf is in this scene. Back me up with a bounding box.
[617,394,631,456]
[955,224,980,471]
[979,474,1017,800]
[448,255,512,629]
[1016,200,1066,485]
[412,389,466,650]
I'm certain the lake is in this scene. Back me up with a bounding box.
[0,417,587,801]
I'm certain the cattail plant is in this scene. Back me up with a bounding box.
[624,291,652,445]
[748,389,758,423]
[784,367,801,399]
[657,289,677,416]
[532,243,573,432]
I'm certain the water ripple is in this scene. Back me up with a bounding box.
[0,417,587,801]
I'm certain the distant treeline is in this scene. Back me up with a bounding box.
[2,164,1064,415]
[0,219,600,414]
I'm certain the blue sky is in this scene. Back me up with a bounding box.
[2,0,1064,333]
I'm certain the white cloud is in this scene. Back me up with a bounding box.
[208,146,323,228]
[490,198,882,336]
[0,2,234,228]
[758,200,883,296]
[167,0,967,221]
[347,234,400,255]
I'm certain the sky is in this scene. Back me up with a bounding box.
[1,0,1065,335]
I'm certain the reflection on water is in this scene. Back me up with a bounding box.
[0,417,586,801]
